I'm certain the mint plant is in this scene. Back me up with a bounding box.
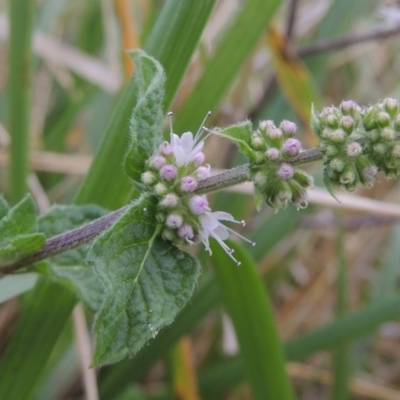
[1,49,400,368]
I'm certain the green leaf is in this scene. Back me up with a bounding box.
[0,234,44,266]
[123,50,166,183]
[50,266,103,312]
[216,121,256,161]
[99,277,220,398]
[0,273,38,304]
[0,194,45,265]
[212,240,294,400]
[0,196,10,220]
[38,204,107,311]
[90,195,201,366]
[0,193,38,237]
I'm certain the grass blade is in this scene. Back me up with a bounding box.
[75,0,216,207]
[174,0,282,134]
[212,240,294,400]
[199,296,400,397]
[8,0,35,203]
[0,278,75,399]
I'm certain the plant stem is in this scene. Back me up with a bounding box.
[0,207,128,275]
[0,145,326,274]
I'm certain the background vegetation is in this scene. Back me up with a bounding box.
[1,0,400,398]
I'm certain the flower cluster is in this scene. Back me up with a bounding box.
[312,98,400,190]
[141,114,254,265]
[362,98,400,178]
[311,100,378,190]
[247,120,313,210]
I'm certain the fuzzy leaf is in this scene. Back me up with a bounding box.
[90,195,201,366]
[0,194,45,265]
[38,204,107,311]
[216,121,256,160]
[50,266,104,311]
[124,50,166,183]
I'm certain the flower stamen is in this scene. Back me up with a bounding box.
[193,111,212,144]
[223,225,256,247]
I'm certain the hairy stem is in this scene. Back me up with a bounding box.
[0,146,325,275]
[0,207,128,275]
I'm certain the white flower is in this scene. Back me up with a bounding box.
[170,132,204,166]
[168,111,211,167]
[198,211,255,265]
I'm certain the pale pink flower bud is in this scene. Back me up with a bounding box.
[251,134,264,149]
[151,156,166,170]
[160,141,173,156]
[374,143,387,155]
[280,120,297,136]
[141,171,156,185]
[254,171,267,186]
[325,145,338,156]
[181,176,198,192]
[156,212,165,222]
[160,165,177,181]
[276,190,292,206]
[330,158,345,172]
[277,163,294,180]
[327,129,345,143]
[395,114,400,130]
[166,214,183,229]
[196,164,211,179]
[193,152,205,167]
[160,193,179,207]
[340,100,356,114]
[326,115,338,128]
[381,127,395,141]
[265,147,280,161]
[178,224,194,240]
[259,120,275,132]
[340,167,356,184]
[346,142,362,157]
[254,151,265,164]
[282,138,301,157]
[363,165,378,181]
[340,116,354,133]
[392,144,400,158]
[384,98,399,115]
[267,127,283,140]
[377,111,390,127]
[162,229,175,241]
[189,195,209,215]
[154,182,168,196]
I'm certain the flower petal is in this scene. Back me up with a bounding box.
[180,132,194,150]
[212,224,230,240]
[210,211,236,222]
[173,146,187,166]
